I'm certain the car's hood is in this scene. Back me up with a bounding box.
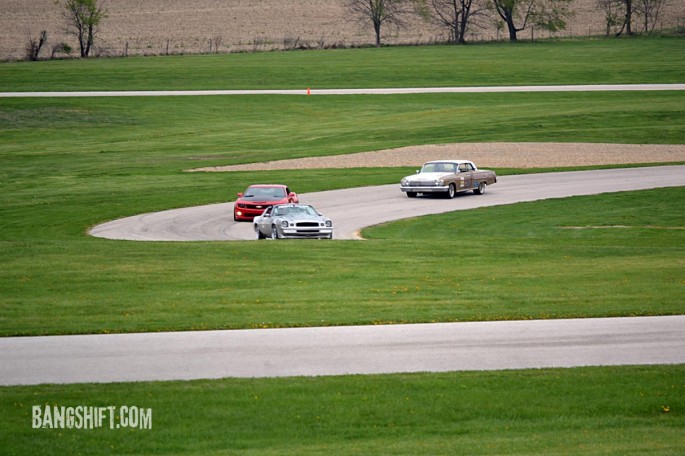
[403,172,452,181]
[238,198,285,204]
[281,213,325,222]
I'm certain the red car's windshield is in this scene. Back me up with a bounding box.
[244,187,286,199]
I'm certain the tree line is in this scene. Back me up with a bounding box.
[26,0,104,60]
[26,0,674,61]
[352,0,674,47]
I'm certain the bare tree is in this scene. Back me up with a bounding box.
[600,0,667,36]
[346,0,411,47]
[491,0,572,42]
[635,0,669,33]
[418,0,487,44]
[56,0,107,57]
[612,0,634,35]
[596,0,624,35]
[25,30,48,61]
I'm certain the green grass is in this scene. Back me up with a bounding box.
[1,36,684,455]
[1,39,684,335]
[2,187,683,335]
[1,365,683,455]
[1,37,684,91]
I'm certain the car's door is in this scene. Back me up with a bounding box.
[258,206,274,235]
[458,162,474,190]
[439,163,459,189]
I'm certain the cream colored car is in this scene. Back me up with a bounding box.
[400,160,497,198]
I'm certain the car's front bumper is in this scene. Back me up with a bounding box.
[278,227,333,239]
[234,206,268,220]
[400,185,449,193]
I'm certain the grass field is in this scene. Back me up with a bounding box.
[1,90,684,334]
[1,38,684,454]
[2,37,685,91]
[2,187,684,335]
[2,365,683,455]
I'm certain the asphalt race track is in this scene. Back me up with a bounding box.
[4,85,685,386]
[2,316,684,385]
[89,166,685,241]
[1,165,682,385]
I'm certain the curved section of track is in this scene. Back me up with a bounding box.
[89,166,685,241]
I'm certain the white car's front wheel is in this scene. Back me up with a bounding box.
[446,183,456,199]
[271,225,280,240]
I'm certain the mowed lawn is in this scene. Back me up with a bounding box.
[2,366,684,455]
[0,38,684,454]
[1,92,683,335]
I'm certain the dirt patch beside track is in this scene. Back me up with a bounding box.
[189,142,685,172]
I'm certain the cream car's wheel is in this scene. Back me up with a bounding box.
[474,182,487,195]
[447,183,456,199]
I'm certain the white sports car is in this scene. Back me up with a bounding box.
[254,204,333,240]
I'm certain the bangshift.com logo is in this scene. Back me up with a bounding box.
[32,405,152,430]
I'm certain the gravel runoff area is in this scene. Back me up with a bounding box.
[189,143,685,172]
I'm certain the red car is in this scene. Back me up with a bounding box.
[233,184,299,221]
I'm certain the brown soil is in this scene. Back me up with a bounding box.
[3,0,684,60]
[189,142,685,171]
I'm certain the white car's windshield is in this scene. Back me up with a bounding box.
[273,205,318,217]
[421,162,456,173]
[244,187,286,199]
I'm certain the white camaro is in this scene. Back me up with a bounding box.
[254,203,333,240]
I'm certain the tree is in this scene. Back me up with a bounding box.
[491,0,572,42]
[635,0,669,33]
[25,30,48,61]
[418,0,486,44]
[615,0,634,35]
[346,0,410,47]
[491,0,533,41]
[596,0,624,35]
[600,0,668,36]
[57,0,106,58]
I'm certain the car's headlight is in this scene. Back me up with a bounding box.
[401,178,408,186]
[436,179,444,186]
[281,220,289,228]
[325,220,332,227]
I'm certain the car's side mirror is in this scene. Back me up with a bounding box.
[237,192,243,197]
[415,170,420,174]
